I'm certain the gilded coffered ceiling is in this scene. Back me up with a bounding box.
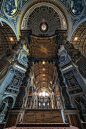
[0,22,17,57]
[70,21,86,57]
[33,61,55,93]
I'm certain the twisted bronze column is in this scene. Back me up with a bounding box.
[55,59,74,110]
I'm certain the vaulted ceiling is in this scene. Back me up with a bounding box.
[0,22,17,57]
[70,21,86,57]
[25,6,61,36]
[33,61,55,93]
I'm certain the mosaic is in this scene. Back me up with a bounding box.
[70,0,84,15]
[4,0,18,16]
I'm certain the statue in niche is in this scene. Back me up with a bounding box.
[0,97,13,122]
[2,101,9,114]
[0,99,9,123]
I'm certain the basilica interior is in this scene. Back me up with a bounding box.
[0,0,86,129]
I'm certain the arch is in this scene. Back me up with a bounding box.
[2,94,16,108]
[0,17,19,40]
[69,18,86,41]
[21,3,66,30]
[70,19,86,57]
[0,18,18,57]
[17,0,71,39]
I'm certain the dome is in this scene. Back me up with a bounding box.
[21,4,67,36]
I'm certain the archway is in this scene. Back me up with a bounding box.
[17,0,71,38]
[70,21,86,57]
[0,21,17,57]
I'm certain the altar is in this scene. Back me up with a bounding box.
[4,109,81,129]
[23,109,63,123]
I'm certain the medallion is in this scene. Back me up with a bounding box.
[40,22,48,33]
